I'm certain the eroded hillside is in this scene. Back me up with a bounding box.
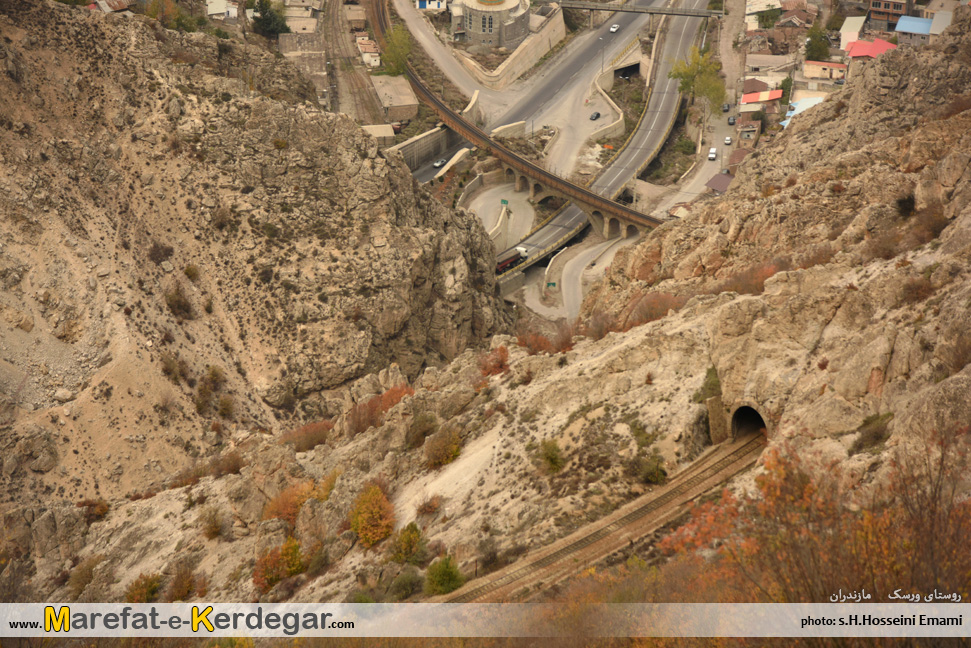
[0,1,506,510]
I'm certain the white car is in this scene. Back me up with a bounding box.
[609,24,620,33]
[724,136,733,145]
[708,147,717,161]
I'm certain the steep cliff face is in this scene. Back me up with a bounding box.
[0,1,507,508]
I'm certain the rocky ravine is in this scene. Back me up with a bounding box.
[3,4,971,608]
[0,3,506,513]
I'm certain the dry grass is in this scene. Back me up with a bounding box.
[279,420,334,452]
[347,384,414,436]
[168,450,245,489]
[425,428,462,469]
[263,481,315,528]
[899,277,934,305]
[478,346,510,376]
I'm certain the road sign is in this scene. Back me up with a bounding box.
[501,199,508,205]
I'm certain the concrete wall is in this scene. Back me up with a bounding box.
[588,35,642,142]
[454,7,566,91]
[461,90,483,125]
[490,121,526,138]
[589,71,626,142]
[387,127,449,170]
[433,147,471,179]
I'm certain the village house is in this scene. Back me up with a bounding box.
[845,38,897,77]
[839,15,866,50]
[803,60,846,79]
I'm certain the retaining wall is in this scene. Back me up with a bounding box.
[454,7,566,91]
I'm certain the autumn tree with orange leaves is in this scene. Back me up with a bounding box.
[660,427,971,610]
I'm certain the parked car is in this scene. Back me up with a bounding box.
[728,116,736,125]
[609,24,620,32]
[708,147,717,161]
[721,103,731,112]
[835,78,845,85]
[590,112,601,120]
[432,158,447,168]
[725,136,733,145]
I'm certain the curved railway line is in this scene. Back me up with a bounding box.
[440,434,765,602]
[370,0,665,230]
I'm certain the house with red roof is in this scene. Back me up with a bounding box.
[845,38,898,78]
[845,38,898,58]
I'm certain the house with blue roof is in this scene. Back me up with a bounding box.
[781,96,824,128]
[895,15,933,46]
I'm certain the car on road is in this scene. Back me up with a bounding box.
[728,116,736,125]
[432,158,447,168]
[724,136,733,145]
[721,103,731,113]
[609,24,620,32]
[590,112,601,120]
[708,147,717,161]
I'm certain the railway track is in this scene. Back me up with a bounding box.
[440,434,765,602]
[326,0,383,123]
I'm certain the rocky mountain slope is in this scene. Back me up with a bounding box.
[2,1,971,608]
[0,2,506,512]
[582,9,971,469]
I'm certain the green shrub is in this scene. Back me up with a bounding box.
[125,572,162,603]
[184,265,200,282]
[68,555,104,600]
[540,439,564,473]
[640,450,668,485]
[424,556,464,595]
[691,366,721,403]
[425,428,461,469]
[305,545,331,577]
[849,413,894,456]
[388,568,424,600]
[390,522,427,565]
[348,589,377,603]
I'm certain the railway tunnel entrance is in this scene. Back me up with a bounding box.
[732,406,768,439]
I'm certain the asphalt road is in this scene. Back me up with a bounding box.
[498,2,706,266]
[412,141,468,183]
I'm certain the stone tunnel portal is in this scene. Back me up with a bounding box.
[732,406,768,439]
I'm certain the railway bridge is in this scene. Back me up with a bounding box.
[499,163,648,239]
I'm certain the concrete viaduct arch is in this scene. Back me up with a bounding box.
[501,164,650,240]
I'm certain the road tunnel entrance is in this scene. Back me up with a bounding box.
[732,406,767,439]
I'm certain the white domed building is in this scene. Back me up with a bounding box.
[450,0,530,49]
